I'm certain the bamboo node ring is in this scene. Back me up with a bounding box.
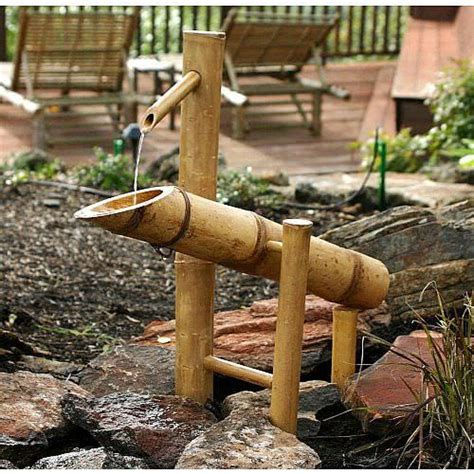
[151,186,191,260]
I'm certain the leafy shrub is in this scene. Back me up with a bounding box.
[359,129,429,173]
[216,168,283,211]
[0,149,63,185]
[357,60,474,173]
[74,147,152,192]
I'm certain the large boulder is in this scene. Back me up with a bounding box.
[32,448,150,469]
[78,345,175,397]
[321,202,473,319]
[342,331,437,435]
[176,408,321,469]
[0,371,89,465]
[62,392,216,468]
[135,296,390,373]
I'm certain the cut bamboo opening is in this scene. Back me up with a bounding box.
[140,70,201,133]
[331,305,359,389]
[270,219,312,434]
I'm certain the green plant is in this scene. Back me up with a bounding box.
[0,149,63,185]
[74,147,152,192]
[357,61,474,173]
[365,287,473,468]
[216,168,283,211]
[358,129,428,173]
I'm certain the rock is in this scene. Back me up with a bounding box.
[17,356,83,380]
[32,448,149,469]
[78,345,174,397]
[321,202,473,319]
[176,408,321,469]
[135,295,390,373]
[0,371,90,465]
[147,146,226,183]
[428,162,474,185]
[222,381,339,440]
[0,459,17,469]
[62,392,216,468]
[293,172,473,208]
[343,331,438,435]
[223,380,340,416]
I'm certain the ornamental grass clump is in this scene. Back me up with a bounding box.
[366,287,473,468]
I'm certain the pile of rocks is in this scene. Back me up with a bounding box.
[0,352,338,469]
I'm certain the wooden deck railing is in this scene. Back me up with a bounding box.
[0,6,408,62]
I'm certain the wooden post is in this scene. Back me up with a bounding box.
[331,305,359,389]
[175,31,225,404]
[270,219,312,434]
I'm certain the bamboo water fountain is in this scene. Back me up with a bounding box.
[75,31,390,435]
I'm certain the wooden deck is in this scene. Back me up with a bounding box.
[0,61,395,176]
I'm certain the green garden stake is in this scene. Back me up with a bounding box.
[378,140,387,211]
[113,138,125,156]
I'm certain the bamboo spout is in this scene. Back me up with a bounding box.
[75,186,390,310]
[140,71,201,134]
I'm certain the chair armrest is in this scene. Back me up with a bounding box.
[221,85,248,106]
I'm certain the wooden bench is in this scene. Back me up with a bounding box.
[392,6,474,134]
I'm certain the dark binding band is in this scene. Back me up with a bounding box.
[151,186,191,259]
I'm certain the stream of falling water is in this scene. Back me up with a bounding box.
[133,132,145,205]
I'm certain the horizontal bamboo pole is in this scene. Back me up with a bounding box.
[331,305,359,389]
[203,355,273,388]
[270,219,312,435]
[75,186,389,309]
[140,70,201,133]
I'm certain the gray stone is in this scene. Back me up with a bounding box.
[0,459,17,469]
[176,408,321,469]
[32,448,149,469]
[62,392,216,468]
[321,201,473,319]
[0,371,90,466]
[17,356,83,379]
[78,345,175,397]
[222,380,339,440]
[293,172,473,208]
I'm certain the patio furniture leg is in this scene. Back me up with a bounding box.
[232,104,246,139]
[290,93,310,129]
[32,111,47,150]
[310,90,322,136]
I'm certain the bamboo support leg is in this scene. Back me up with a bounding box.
[331,306,359,389]
[310,89,322,136]
[175,31,225,405]
[270,219,312,434]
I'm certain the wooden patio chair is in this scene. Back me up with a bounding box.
[0,7,140,149]
[222,9,348,138]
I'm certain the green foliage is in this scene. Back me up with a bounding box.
[359,129,428,173]
[74,147,152,192]
[0,149,63,186]
[358,61,474,173]
[216,168,283,211]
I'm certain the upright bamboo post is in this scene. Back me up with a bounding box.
[175,31,225,404]
[331,305,359,389]
[270,219,313,434]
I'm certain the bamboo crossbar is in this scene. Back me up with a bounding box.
[204,356,273,388]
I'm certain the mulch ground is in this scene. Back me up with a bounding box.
[1,182,366,363]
